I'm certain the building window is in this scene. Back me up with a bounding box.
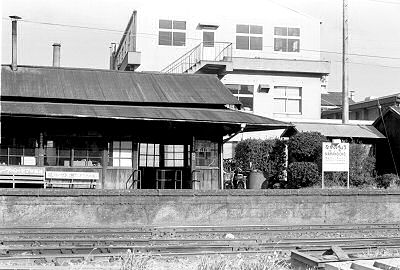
[236,24,263,50]
[111,141,132,167]
[225,84,254,111]
[195,140,218,167]
[273,86,302,114]
[203,31,214,47]
[0,146,38,166]
[139,143,160,167]
[73,148,102,167]
[164,145,184,167]
[274,27,300,52]
[159,19,186,46]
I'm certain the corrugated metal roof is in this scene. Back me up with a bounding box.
[281,122,385,139]
[321,92,355,106]
[1,101,290,132]
[1,65,241,106]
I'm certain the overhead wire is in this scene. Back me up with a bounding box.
[3,17,400,68]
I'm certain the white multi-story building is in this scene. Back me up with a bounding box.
[110,1,330,157]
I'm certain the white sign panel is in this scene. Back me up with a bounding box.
[46,171,99,180]
[0,166,45,176]
[322,142,349,172]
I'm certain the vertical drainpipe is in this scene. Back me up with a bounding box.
[52,43,61,67]
[10,16,22,71]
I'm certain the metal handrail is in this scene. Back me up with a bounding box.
[161,42,233,74]
[161,43,201,73]
[191,169,201,183]
[126,169,141,189]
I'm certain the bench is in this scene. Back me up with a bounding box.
[0,166,46,188]
[45,171,99,189]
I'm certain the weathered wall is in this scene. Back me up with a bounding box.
[1,189,400,227]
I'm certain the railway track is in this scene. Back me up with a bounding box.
[0,223,399,264]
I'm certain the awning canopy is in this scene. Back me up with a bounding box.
[281,122,385,140]
[2,101,290,132]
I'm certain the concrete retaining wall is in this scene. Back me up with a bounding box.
[1,189,400,227]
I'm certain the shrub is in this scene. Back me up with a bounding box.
[287,162,320,188]
[233,139,286,186]
[376,174,400,189]
[268,139,287,185]
[288,132,327,163]
[349,143,376,187]
[234,139,273,171]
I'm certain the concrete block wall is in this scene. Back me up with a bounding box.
[1,189,400,227]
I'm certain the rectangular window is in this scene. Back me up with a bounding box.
[236,24,263,50]
[225,84,254,111]
[274,27,300,52]
[111,141,132,167]
[164,145,184,167]
[195,140,218,167]
[158,19,186,46]
[159,31,172,46]
[0,146,38,166]
[139,143,160,167]
[273,86,302,114]
[203,31,214,47]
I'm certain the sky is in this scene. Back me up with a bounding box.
[2,0,400,101]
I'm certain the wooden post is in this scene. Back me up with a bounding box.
[102,146,108,189]
[132,143,138,189]
[38,132,44,166]
[218,140,223,190]
[191,136,198,190]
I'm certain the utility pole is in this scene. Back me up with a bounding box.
[342,0,349,124]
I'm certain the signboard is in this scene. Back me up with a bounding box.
[322,142,350,189]
[0,166,45,176]
[322,142,349,172]
[46,171,99,180]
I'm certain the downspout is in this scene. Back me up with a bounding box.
[223,123,246,144]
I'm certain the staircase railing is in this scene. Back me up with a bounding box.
[126,169,141,189]
[161,42,232,74]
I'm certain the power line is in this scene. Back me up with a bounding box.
[3,17,400,63]
[332,59,400,69]
[363,0,400,5]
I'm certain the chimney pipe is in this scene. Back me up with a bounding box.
[109,43,116,70]
[52,43,61,67]
[10,15,21,71]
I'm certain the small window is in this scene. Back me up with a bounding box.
[164,145,184,167]
[250,25,263,34]
[158,19,186,46]
[111,141,132,167]
[173,20,186,30]
[159,19,172,29]
[203,31,214,47]
[159,31,172,46]
[173,32,186,46]
[139,143,160,167]
[236,36,249,50]
[274,27,300,52]
[225,84,254,111]
[236,24,249,33]
[273,86,302,114]
[250,36,262,50]
[236,24,262,51]
[288,27,300,36]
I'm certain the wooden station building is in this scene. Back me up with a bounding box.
[0,65,289,190]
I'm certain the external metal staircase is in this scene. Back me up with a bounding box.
[161,42,233,78]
